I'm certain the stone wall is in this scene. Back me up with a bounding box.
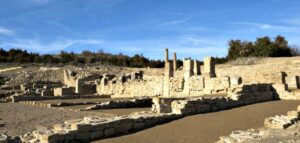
[97,75,163,98]
[84,98,152,110]
[216,59,300,87]
[153,83,274,114]
[11,95,109,102]
[19,113,182,143]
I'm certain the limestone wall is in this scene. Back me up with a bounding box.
[19,113,181,143]
[216,58,300,86]
[97,75,164,98]
[153,83,274,114]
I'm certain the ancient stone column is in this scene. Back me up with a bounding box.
[165,48,169,67]
[164,61,174,78]
[183,59,193,95]
[183,59,193,80]
[193,59,200,76]
[204,57,216,77]
[173,52,177,70]
[75,79,81,94]
[163,62,173,97]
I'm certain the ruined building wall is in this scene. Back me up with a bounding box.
[216,58,300,88]
[97,75,164,97]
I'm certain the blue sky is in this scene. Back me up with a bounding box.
[0,0,299,60]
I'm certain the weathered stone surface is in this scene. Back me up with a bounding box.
[264,115,296,129]
[104,128,115,137]
[90,131,103,140]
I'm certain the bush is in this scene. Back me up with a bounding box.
[227,35,294,60]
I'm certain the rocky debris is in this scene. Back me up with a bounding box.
[264,115,297,129]
[0,134,8,143]
[228,57,263,65]
[217,105,300,143]
[0,67,63,89]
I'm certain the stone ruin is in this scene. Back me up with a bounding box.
[3,48,300,143]
[8,48,300,103]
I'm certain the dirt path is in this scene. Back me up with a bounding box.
[95,100,300,143]
[0,103,148,137]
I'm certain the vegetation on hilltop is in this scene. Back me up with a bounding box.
[0,35,298,67]
[0,49,165,68]
[227,35,298,60]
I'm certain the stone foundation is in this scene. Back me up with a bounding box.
[19,112,182,143]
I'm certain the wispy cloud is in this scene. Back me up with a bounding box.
[28,0,50,4]
[0,39,104,53]
[235,22,300,33]
[101,36,227,59]
[0,36,227,59]
[159,18,191,26]
[282,19,300,25]
[0,27,15,36]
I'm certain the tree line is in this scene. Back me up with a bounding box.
[0,35,298,67]
[0,49,165,68]
[227,35,298,60]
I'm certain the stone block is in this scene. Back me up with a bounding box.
[287,110,300,118]
[133,121,145,130]
[203,57,216,77]
[90,131,104,140]
[230,76,242,86]
[264,116,294,129]
[272,83,288,92]
[74,132,90,140]
[71,123,92,132]
[54,87,74,96]
[183,59,193,79]
[39,133,64,143]
[104,128,115,137]
[115,119,133,134]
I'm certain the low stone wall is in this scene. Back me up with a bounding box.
[97,76,163,98]
[153,84,274,114]
[11,95,110,102]
[216,58,300,87]
[84,98,152,110]
[18,98,152,111]
[151,97,186,113]
[19,112,182,143]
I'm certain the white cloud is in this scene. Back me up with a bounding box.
[160,18,191,26]
[0,36,227,60]
[0,39,104,53]
[236,22,300,33]
[100,36,227,59]
[0,27,15,36]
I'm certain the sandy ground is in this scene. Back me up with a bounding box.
[0,103,149,137]
[95,100,300,143]
[39,98,134,104]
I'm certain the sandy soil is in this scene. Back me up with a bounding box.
[92,108,151,116]
[0,103,149,137]
[95,100,300,143]
[39,98,134,104]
